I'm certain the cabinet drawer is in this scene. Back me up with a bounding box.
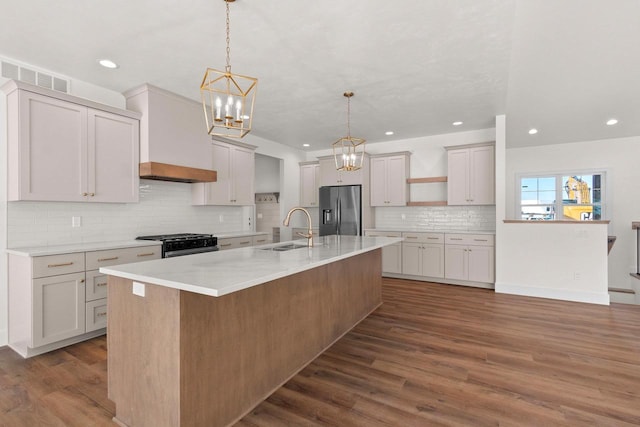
[33,253,85,278]
[86,298,107,332]
[86,245,161,270]
[365,230,402,238]
[402,232,444,244]
[218,236,253,250]
[445,234,495,246]
[86,270,108,302]
[252,235,272,246]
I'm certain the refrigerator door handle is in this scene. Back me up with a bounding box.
[336,196,341,234]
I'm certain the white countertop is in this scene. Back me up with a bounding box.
[7,240,162,257]
[100,235,401,298]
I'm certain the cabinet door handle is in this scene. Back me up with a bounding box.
[96,312,107,317]
[48,262,73,268]
[137,252,155,257]
[89,193,95,197]
[82,192,88,196]
[97,256,119,262]
[80,279,85,283]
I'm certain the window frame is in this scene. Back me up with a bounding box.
[515,169,607,221]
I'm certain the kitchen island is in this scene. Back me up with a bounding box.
[100,235,400,427]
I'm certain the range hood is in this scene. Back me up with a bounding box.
[139,162,217,183]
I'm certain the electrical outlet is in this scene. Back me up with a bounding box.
[132,281,145,297]
[401,214,406,220]
[573,272,581,281]
[219,214,224,223]
[72,216,81,227]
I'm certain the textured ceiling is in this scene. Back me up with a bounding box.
[1,0,638,150]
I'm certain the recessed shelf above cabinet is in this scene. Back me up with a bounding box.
[406,176,447,184]
[406,176,447,206]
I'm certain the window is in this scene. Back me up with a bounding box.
[518,172,604,221]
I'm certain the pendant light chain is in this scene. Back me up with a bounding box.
[225,0,231,73]
[346,95,351,139]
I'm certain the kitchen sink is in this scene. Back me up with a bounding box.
[260,243,309,252]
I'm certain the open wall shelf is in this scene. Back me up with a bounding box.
[406,176,448,206]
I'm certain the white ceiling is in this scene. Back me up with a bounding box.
[1,0,639,150]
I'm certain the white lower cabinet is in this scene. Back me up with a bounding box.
[32,272,86,347]
[366,230,495,286]
[364,230,402,274]
[218,234,272,250]
[444,234,495,283]
[401,232,445,278]
[8,243,161,358]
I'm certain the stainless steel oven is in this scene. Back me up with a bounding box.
[136,233,218,258]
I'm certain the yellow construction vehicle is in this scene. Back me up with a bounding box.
[563,176,592,220]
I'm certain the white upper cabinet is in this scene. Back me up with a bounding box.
[318,156,368,187]
[192,139,256,205]
[299,162,319,207]
[446,143,494,205]
[370,152,410,206]
[3,81,140,203]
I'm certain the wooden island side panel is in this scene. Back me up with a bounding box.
[107,249,382,427]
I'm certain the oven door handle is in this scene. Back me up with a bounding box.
[164,246,219,258]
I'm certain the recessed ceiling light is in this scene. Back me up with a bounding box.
[385,131,394,136]
[98,59,119,69]
[302,143,310,147]
[452,121,463,126]
[528,128,538,135]
[606,118,618,126]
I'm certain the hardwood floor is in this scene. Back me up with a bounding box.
[1,279,639,426]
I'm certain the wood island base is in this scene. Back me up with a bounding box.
[107,249,382,427]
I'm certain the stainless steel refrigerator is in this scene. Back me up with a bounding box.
[319,185,362,236]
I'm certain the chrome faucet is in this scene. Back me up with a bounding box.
[283,207,314,247]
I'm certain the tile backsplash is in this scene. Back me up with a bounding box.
[7,179,246,248]
[375,205,496,232]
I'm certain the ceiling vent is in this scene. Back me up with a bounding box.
[2,60,69,93]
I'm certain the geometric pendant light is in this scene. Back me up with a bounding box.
[333,91,366,171]
[201,0,257,138]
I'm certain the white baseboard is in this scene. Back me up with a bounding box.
[495,282,610,305]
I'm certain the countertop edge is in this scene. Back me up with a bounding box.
[365,228,495,235]
[101,237,402,297]
[503,220,610,225]
[7,240,163,257]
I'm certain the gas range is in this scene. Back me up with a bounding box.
[136,233,218,258]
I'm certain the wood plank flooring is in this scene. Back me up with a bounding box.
[1,279,639,426]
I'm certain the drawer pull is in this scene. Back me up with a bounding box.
[96,312,107,317]
[386,235,397,238]
[256,239,266,243]
[427,237,439,240]
[405,236,418,239]
[97,256,119,262]
[450,238,463,241]
[240,241,251,245]
[97,282,107,287]
[137,252,155,257]
[48,262,73,268]
[474,239,488,242]
[220,243,232,247]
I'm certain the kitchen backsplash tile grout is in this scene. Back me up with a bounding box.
[7,179,245,248]
[374,205,496,232]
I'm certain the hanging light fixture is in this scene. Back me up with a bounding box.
[201,0,257,138]
[333,92,366,171]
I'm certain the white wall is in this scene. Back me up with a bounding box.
[254,153,280,193]
[504,136,640,294]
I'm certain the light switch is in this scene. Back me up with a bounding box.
[132,281,145,297]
